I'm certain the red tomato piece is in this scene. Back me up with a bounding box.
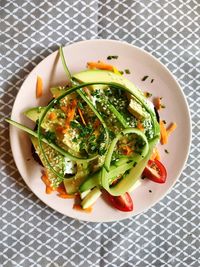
[105,192,134,212]
[143,159,167,183]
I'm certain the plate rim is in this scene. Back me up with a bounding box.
[9,39,192,222]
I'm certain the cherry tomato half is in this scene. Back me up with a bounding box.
[104,191,133,212]
[143,159,167,183]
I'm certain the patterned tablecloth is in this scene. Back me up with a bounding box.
[0,1,199,266]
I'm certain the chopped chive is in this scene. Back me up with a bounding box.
[125,69,130,74]
[107,55,118,60]
[151,79,154,83]
[164,149,169,154]
[145,92,152,98]
[142,75,149,81]
[119,70,124,75]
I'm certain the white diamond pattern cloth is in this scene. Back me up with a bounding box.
[0,0,199,266]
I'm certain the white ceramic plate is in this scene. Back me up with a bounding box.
[10,40,191,222]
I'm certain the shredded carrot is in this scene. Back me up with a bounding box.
[150,147,160,160]
[122,145,133,156]
[154,97,162,110]
[73,204,93,213]
[93,119,100,137]
[56,183,66,194]
[62,99,77,133]
[46,186,53,194]
[41,172,51,187]
[36,76,43,98]
[41,172,54,194]
[87,61,114,71]
[167,122,177,135]
[56,125,64,133]
[78,108,86,125]
[94,119,101,129]
[160,120,168,145]
[58,193,75,199]
[48,112,56,120]
[137,121,144,131]
[155,149,161,160]
[61,106,67,113]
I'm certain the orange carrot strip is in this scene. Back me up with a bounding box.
[137,121,144,131]
[55,183,75,198]
[61,106,67,113]
[36,76,43,98]
[167,122,177,136]
[56,185,66,194]
[122,145,133,156]
[41,172,54,194]
[58,193,75,199]
[41,173,51,187]
[150,148,157,160]
[94,119,101,129]
[56,126,64,133]
[150,148,161,161]
[78,108,86,125]
[46,186,53,194]
[62,99,77,133]
[87,61,114,71]
[160,120,168,145]
[155,149,161,160]
[154,97,162,110]
[48,112,56,120]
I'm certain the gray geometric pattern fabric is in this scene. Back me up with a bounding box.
[0,0,199,266]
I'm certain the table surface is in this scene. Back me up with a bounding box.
[0,1,199,266]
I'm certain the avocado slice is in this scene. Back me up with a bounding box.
[73,70,144,99]
[31,136,65,188]
[24,107,46,122]
[128,98,148,120]
[50,87,66,98]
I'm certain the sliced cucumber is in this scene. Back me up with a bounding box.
[79,171,101,192]
[80,190,91,199]
[81,187,101,209]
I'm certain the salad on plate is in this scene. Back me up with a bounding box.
[7,47,176,213]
